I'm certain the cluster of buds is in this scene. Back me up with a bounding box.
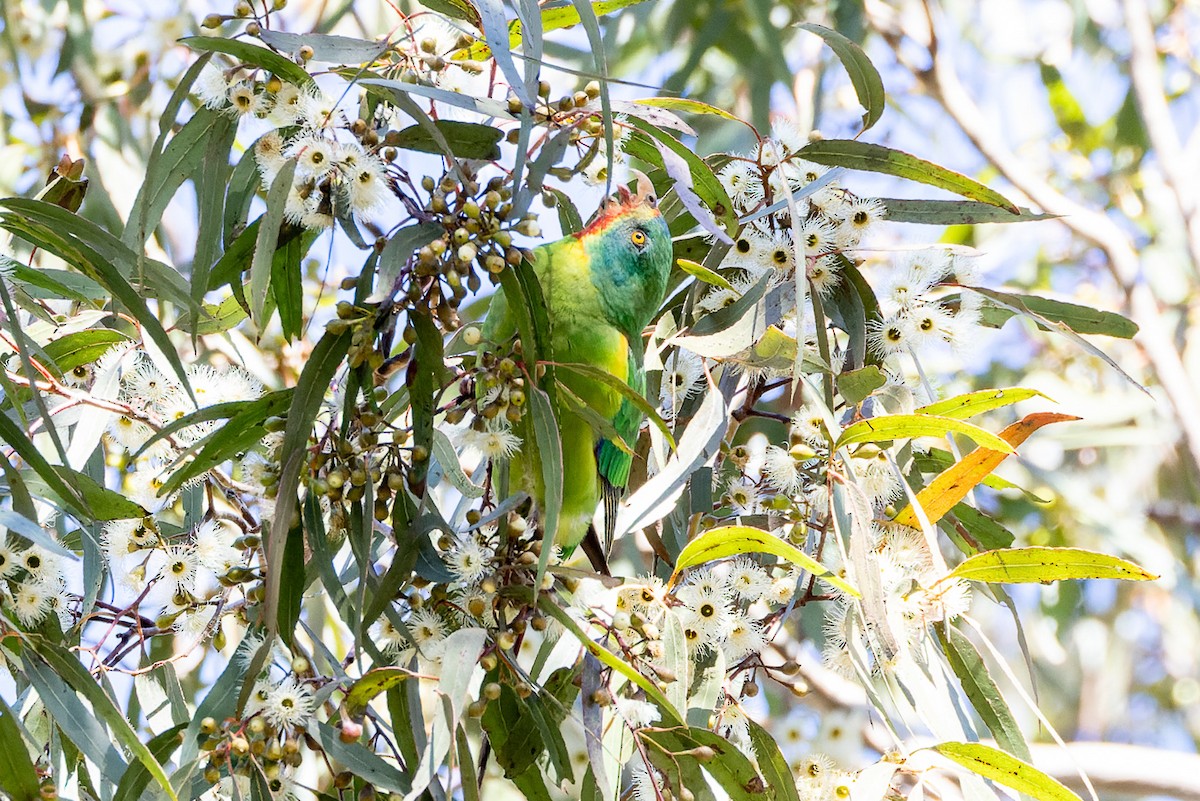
[400,169,538,332]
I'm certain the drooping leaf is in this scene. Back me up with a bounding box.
[537,595,683,724]
[836,365,886,405]
[938,625,1030,761]
[312,723,412,794]
[670,524,860,597]
[262,330,352,635]
[0,696,39,801]
[250,159,297,330]
[113,725,186,801]
[551,361,676,449]
[24,638,179,800]
[796,23,885,130]
[625,116,737,243]
[970,287,1139,338]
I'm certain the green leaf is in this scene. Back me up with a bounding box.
[113,724,186,801]
[0,201,193,393]
[175,295,248,336]
[747,718,803,801]
[671,525,859,597]
[25,638,179,800]
[154,392,293,497]
[51,466,146,521]
[345,667,413,718]
[943,503,1016,551]
[930,741,1082,801]
[944,546,1158,585]
[798,140,1019,211]
[672,272,772,358]
[970,288,1139,338]
[256,29,387,63]
[634,97,746,124]
[625,116,737,243]
[0,412,88,518]
[0,696,39,801]
[536,595,683,724]
[180,36,316,89]
[366,223,442,304]
[880,198,1056,224]
[124,106,237,252]
[837,413,1015,453]
[4,260,105,302]
[915,387,1047,420]
[836,365,886,405]
[551,361,676,450]
[641,726,763,801]
[263,330,352,635]
[528,383,562,554]
[432,430,485,498]
[677,257,734,290]
[250,159,297,329]
[358,75,515,120]
[796,23,885,130]
[938,626,1030,761]
[391,121,503,160]
[480,682,554,800]
[277,513,307,646]
[41,329,131,378]
[19,652,128,786]
[313,723,412,794]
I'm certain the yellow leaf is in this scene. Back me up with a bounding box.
[670,525,859,598]
[943,546,1157,585]
[893,412,1078,528]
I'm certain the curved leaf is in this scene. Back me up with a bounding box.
[0,696,38,801]
[180,37,315,88]
[634,97,747,125]
[671,525,859,597]
[944,546,1157,585]
[938,625,1031,762]
[676,257,734,290]
[796,23,885,130]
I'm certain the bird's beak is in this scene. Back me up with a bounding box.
[630,169,656,207]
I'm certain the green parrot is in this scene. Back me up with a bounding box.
[481,174,672,571]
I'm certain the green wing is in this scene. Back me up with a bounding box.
[594,349,644,551]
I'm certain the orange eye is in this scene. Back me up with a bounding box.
[631,229,647,247]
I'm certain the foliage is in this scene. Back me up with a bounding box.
[0,1,1181,800]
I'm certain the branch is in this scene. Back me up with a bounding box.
[1122,0,1200,274]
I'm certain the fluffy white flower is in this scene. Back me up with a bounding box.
[226,81,266,118]
[762,445,805,494]
[722,615,766,662]
[865,313,910,359]
[266,677,315,730]
[344,153,393,221]
[717,159,765,207]
[445,536,493,585]
[726,557,772,601]
[615,697,660,729]
[196,63,231,109]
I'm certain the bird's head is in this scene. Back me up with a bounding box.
[580,171,673,336]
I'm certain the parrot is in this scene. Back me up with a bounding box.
[481,173,672,572]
